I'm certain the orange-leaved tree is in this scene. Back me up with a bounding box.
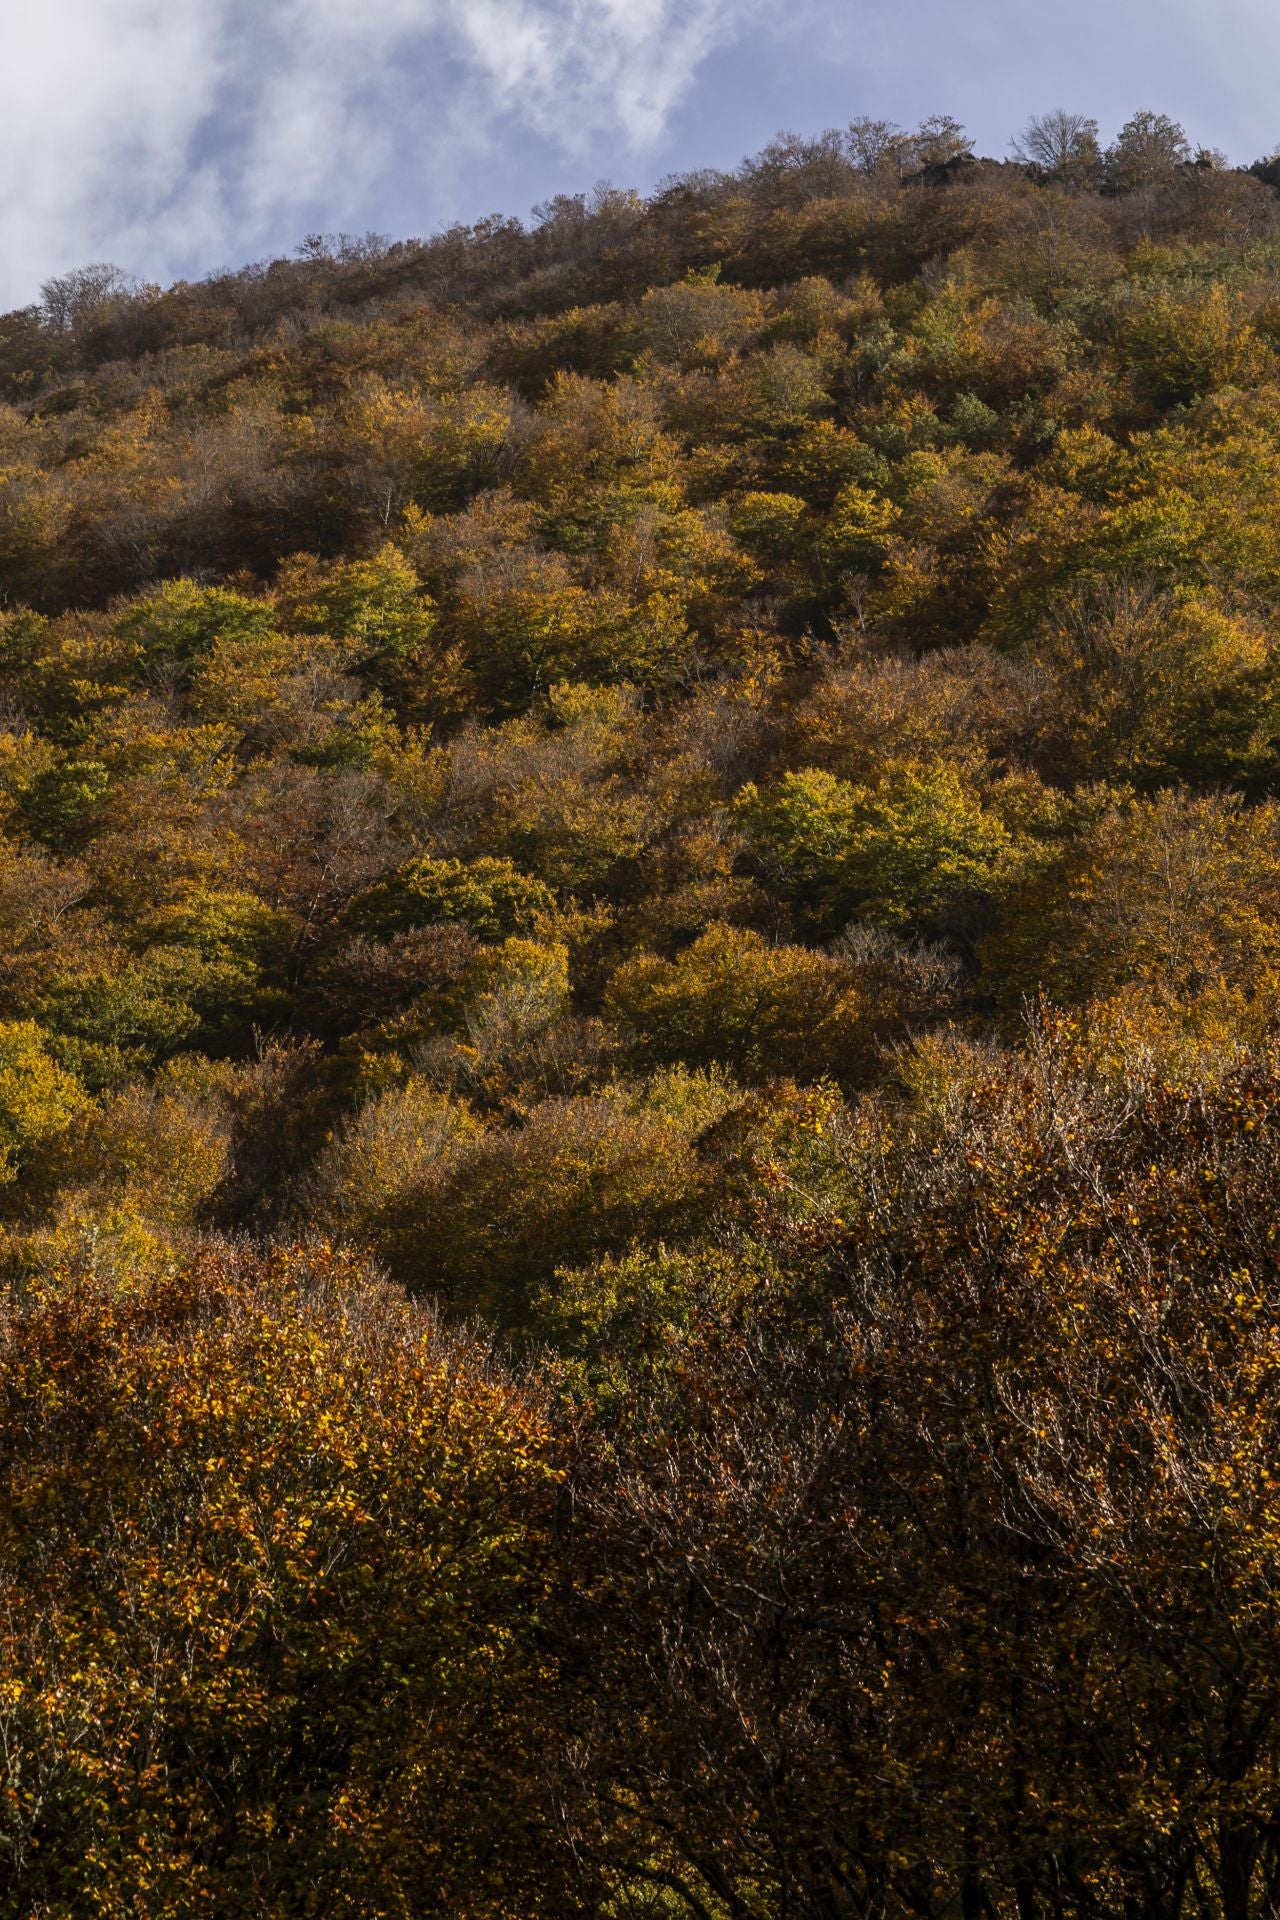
[0,1243,583,1918]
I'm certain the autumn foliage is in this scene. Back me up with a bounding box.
[0,1245,576,1916]
[6,106,1280,1915]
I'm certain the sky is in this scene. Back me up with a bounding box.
[3,0,1280,311]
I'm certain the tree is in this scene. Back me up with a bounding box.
[845,116,910,178]
[1012,109,1101,179]
[984,787,1280,1015]
[0,1020,87,1184]
[275,544,448,717]
[16,106,1280,1915]
[305,1076,479,1239]
[112,577,275,679]
[740,130,855,206]
[376,1092,701,1327]
[610,920,957,1091]
[912,113,972,169]
[734,762,1022,938]
[1108,109,1192,191]
[606,922,886,1085]
[38,262,135,334]
[564,1035,1280,1919]
[1022,579,1279,787]
[0,1245,582,1917]
[32,1075,232,1232]
[345,854,555,943]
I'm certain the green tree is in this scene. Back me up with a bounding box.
[606,923,877,1084]
[345,854,555,942]
[0,1020,88,1184]
[735,762,1021,937]
[1108,109,1191,190]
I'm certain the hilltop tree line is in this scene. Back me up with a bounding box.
[5,107,1280,1916]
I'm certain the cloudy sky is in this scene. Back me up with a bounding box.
[3,0,1279,309]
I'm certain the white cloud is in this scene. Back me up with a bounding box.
[8,0,1280,311]
[0,0,758,307]
[453,0,747,147]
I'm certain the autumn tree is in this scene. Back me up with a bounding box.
[564,1032,1280,1920]
[1107,109,1192,191]
[0,1245,583,1917]
[1012,109,1102,180]
[38,261,135,333]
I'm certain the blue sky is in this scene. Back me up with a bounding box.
[3,0,1279,310]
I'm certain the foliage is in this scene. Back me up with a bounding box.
[4,104,1280,1916]
[564,1032,1280,1919]
[735,761,1022,936]
[0,1021,88,1185]
[0,1245,578,1916]
[345,853,556,941]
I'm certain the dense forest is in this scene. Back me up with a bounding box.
[6,105,1280,1915]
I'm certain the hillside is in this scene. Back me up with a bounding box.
[4,111,1280,1915]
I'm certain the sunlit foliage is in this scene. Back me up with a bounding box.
[4,106,1280,1916]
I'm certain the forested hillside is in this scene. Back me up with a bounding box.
[5,109,1280,1916]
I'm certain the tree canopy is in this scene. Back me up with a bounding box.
[5,105,1280,1917]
